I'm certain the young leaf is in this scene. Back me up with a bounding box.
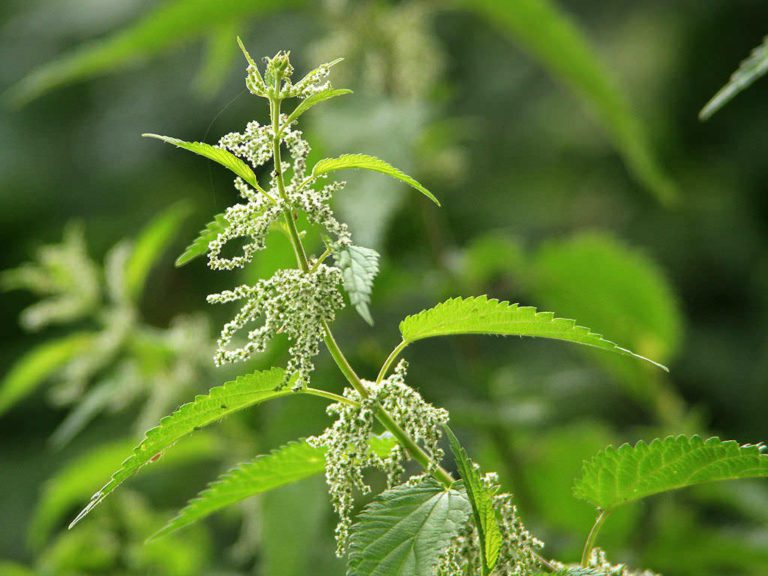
[445,426,502,572]
[125,202,191,301]
[464,0,676,204]
[0,333,94,416]
[347,479,471,576]
[29,434,217,548]
[175,213,229,267]
[69,368,289,528]
[312,154,440,206]
[143,134,260,190]
[152,440,326,539]
[335,244,380,325]
[5,0,292,106]
[573,435,768,512]
[399,296,666,370]
[285,88,353,125]
[700,36,768,120]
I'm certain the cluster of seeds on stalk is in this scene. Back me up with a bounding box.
[437,472,543,576]
[307,360,449,555]
[207,263,344,388]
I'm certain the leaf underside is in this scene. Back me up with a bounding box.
[347,479,471,576]
[700,35,768,120]
[399,296,666,370]
[175,213,229,267]
[445,426,502,571]
[143,134,259,189]
[69,368,289,528]
[312,153,440,206]
[336,244,380,325]
[573,435,768,511]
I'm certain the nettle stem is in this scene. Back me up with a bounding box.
[581,509,609,567]
[268,89,454,490]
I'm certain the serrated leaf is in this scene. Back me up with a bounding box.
[464,0,676,204]
[312,154,440,206]
[125,202,190,301]
[5,0,293,106]
[0,333,94,416]
[347,479,471,576]
[29,434,217,548]
[399,296,665,370]
[445,426,502,572]
[152,440,326,539]
[701,36,768,120]
[285,88,353,125]
[143,134,259,189]
[69,368,289,528]
[573,435,768,512]
[175,213,229,267]
[336,244,380,325]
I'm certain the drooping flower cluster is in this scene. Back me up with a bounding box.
[207,263,344,388]
[437,472,543,576]
[307,360,449,555]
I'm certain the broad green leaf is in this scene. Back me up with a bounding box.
[69,368,289,528]
[464,0,676,204]
[143,134,260,189]
[5,0,294,106]
[153,432,397,539]
[700,36,768,120]
[0,333,94,416]
[399,296,666,370]
[445,426,502,571]
[175,213,229,267]
[573,435,768,512]
[152,440,326,539]
[285,88,353,125]
[29,434,217,548]
[125,202,190,301]
[347,479,471,576]
[312,154,440,206]
[336,244,380,325]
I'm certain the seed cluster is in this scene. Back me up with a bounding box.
[437,472,543,576]
[307,360,449,555]
[207,264,344,388]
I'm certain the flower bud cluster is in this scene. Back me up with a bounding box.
[207,263,344,388]
[219,121,273,168]
[243,49,339,100]
[307,361,448,555]
[437,472,543,576]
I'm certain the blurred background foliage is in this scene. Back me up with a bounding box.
[1,0,768,574]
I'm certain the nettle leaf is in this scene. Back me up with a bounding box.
[153,440,326,539]
[30,434,217,548]
[445,427,502,571]
[286,88,353,125]
[347,479,471,576]
[69,368,289,528]
[5,0,293,106]
[143,134,260,189]
[399,296,665,370]
[125,202,190,301]
[573,435,768,512]
[312,154,440,206]
[0,333,94,416]
[464,0,676,204]
[336,244,380,325]
[701,35,768,120]
[175,213,229,267]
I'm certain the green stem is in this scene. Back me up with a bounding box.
[581,509,609,567]
[376,339,409,384]
[303,387,358,407]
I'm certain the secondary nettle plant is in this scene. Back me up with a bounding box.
[68,43,768,576]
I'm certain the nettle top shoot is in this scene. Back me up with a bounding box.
[63,42,768,576]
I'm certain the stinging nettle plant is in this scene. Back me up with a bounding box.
[66,41,768,576]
